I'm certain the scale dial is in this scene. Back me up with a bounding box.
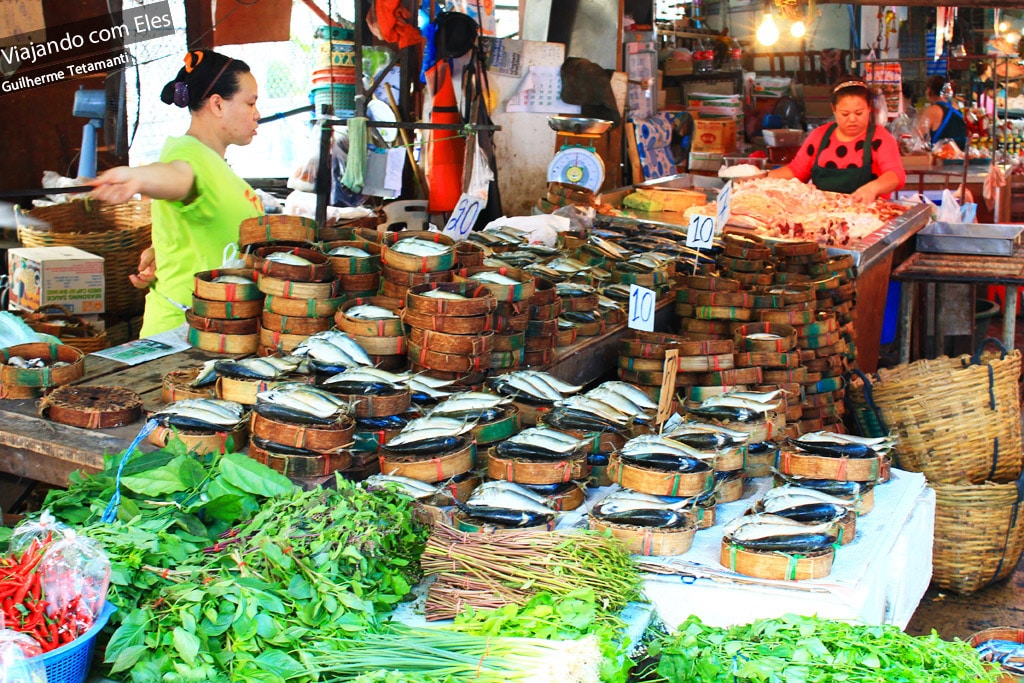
[546,145,605,193]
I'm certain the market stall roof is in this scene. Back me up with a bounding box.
[817,0,1023,5]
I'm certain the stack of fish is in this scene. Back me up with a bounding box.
[250,382,355,482]
[188,269,263,354]
[973,637,1024,675]
[686,390,785,445]
[757,485,857,543]
[523,279,561,367]
[465,225,531,254]
[612,434,715,496]
[334,298,407,370]
[488,370,580,405]
[379,232,456,302]
[779,431,892,487]
[487,425,590,498]
[596,284,630,326]
[292,330,374,377]
[557,282,603,339]
[665,419,752,502]
[722,511,840,554]
[609,252,675,297]
[199,355,303,405]
[379,411,479,487]
[589,489,694,529]
[254,248,344,354]
[323,239,383,298]
[772,472,874,515]
[148,397,249,454]
[454,480,558,528]
[456,267,536,373]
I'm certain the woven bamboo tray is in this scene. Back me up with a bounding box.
[148,423,249,455]
[469,405,520,445]
[185,311,259,335]
[561,293,599,312]
[379,440,476,482]
[492,332,526,352]
[967,628,1024,683]
[493,311,530,334]
[759,309,818,325]
[621,332,734,359]
[22,304,109,353]
[406,342,488,373]
[380,231,456,272]
[607,455,714,497]
[932,480,1024,594]
[529,278,558,306]
[250,411,354,451]
[555,326,578,347]
[257,273,343,300]
[455,241,488,267]
[334,297,404,336]
[589,515,696,556]
[323,240,382,275]
[22,198,151,316]
[720,541,834,580]
[538,482,584,511]
[525,334,556,351]
[529,300,563,321]
[250,440,353,478]
[217,376,288,405]
[162,368,218,402]
[407,327,493,356]
[676,289,755,308]
[239,214,318,247]
[847,346,1023,484]
[453,266,537,303]
[339,272,381,293]
[521,347,553,367]
[407,282,497,316]
[353,426,404,453]
[188,328,259,355]
[526,319,558,337]
[402,307,493,334]
[688,274,741,292]
[381,263,453,289]
[733,322,798,353]
[260,311,331,336]
[252,246,333,282]
[194,269,261,301]
[0,343,85,389]
[191,295,263,320]
[486,448,588,484]
[262,294,346,319]
[452,511,555,534]
[39,385,142,428]
[328,388,410,419]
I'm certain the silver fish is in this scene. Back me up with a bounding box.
[346,304,399,320]
[585,388,651,419]
[402,416,473,434]
[621,434,703,458]
[519,371,582,395]
[328,245,372,257]
[556,395,631,424]
[474,480,550,505]
[470,271,521,286]
[257,388,341,419]
[391,238,452,257]
[214,357,285,380]
[169,398,245,421]
[595,381,658,410]
[420,290,468,300]
[212,275,253,284]
[265,252,314,266]
[189,359,219,387]
[364,474,441,499]
[762,487,859,508]
[466,489,554,515]
[747,332,782,340]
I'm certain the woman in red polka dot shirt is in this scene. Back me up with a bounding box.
[768,78,906,204]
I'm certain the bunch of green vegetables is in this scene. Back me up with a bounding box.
[641,614,1000,683]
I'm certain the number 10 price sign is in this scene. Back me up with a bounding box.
[628,284,656,332]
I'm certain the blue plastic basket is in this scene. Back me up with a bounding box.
[37,602,116,683]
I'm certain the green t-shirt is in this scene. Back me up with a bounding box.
[141,135,263,337]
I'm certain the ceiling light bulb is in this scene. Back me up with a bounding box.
[1008,31,1021,45]
[757,13,780,47]
[791,20,806,38]
[999,20,1009,33]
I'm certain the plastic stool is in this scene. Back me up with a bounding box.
[381,200,429,232]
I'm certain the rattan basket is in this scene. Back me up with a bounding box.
[932,478,1024,594]
[847,339,1023,484]
[22,199,151,316]
[21,304,109,352]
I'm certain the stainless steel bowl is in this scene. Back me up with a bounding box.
[547,116,613,135]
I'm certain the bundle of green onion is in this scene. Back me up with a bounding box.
[421,524,642,620]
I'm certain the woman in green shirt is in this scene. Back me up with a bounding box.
[91,49,264,336]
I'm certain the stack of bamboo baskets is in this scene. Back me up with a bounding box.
[188,269,262,354]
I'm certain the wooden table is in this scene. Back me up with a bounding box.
[891,246,1024,363]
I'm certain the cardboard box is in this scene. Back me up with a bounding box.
[689,151,724,173]
[901,153,933,170]
[692,118,738,155]
[8,246,105,314]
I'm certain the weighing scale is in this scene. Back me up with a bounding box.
[546,137,606,193]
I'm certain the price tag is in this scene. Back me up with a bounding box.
[717,179,732,229]
[686,214,716,250]
[657,349,679,428]
[442,194,485,242]
[628,284,656,332]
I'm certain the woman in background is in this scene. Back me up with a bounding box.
[922,75,968,150]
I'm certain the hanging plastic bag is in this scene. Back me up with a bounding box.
[465,137,494,200]
[220,243,247,269]
[936,188,962,223]
[39,531,110,634]
[8,511,70,556]
[287,123,322,193]
[0,635,46,683]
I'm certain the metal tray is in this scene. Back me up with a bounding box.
[916,222,1024,256]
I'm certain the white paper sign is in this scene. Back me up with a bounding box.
[442,194,486,241]
[717,179,732,229]
[628,284,656,332]
[686,214,717,250]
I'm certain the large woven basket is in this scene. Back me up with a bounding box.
[22,304,109,353]
[846,339,1023,484]
[932,478,1024,594]
[21,199,152,317]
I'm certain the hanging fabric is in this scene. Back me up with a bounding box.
[425,61,466,214]
[368,0,424,50]
[460,34,502,229]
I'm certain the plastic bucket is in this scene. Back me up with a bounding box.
[311,84,355,117]
[311,67,355,86]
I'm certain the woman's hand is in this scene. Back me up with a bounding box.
[90,167,144,203]
[129,247,156,289]
[850,184,880,204]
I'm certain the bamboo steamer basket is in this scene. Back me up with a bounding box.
[253,327,304,354]
[721,541,835,580]
[407,364,486,389]
[407,282,497,316]
[491,349,525,370]
[695,413,785,444]
[379,439,476,482]
[402,309,493,335]
[529,301,563,321]
[968,628,1024,683]
[320,215,381,242]
[339,272,382,293]
[733,322,798,353]
[323,239,382,274]
[529,278,558,306]
[250,440,353,478]
[607,455,714,498]
[331,388,411,419]
[543,482,586,511]
[492,332,525,352]
[453,266,537,303]
[260,294,345,320]
[525,334,556,351]
[21,304,109,353]
[561,293,599,312]
[470,405,520,446]
[239,214,318,247]
[575,320,605,337]
[39,385,143,429]
[707,446,746,473]
[745,443,778,478]
[216,376,290,405]
[408,327,493,356]
[493,310,530,334]
[335,297,405,336]
[555,326,578,347]
[676,288,755,308]
[250,411,354,452]
[191,295,263,320]
[589,514,696,556]
[537,424,626,454]
[513,400,553,427]
[189,327,260,356]
[148,423,249,455]
[775,448,886,483]
[524,348,555,367]
[260,311,332,335]
[486,449,589,485]
[186,311,260,335]
[0,343,85,389]
[162,368,218,402]
[714,470,746,503]
[353,426,404,453]
[380,231,456,272]
[380,278,412,302]
[452,511,556,534]
[257,273,344,300]
[252,246,333,282]
[349,333,407,356]
[381,263,453,289]
[931,480,1024,594]
[194,269,261,301]
[455,241,488,267]
[407,343,490,373]
[620,332,734,359]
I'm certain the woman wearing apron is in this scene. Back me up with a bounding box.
[768,78,906,204]
[922,75,968,150]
